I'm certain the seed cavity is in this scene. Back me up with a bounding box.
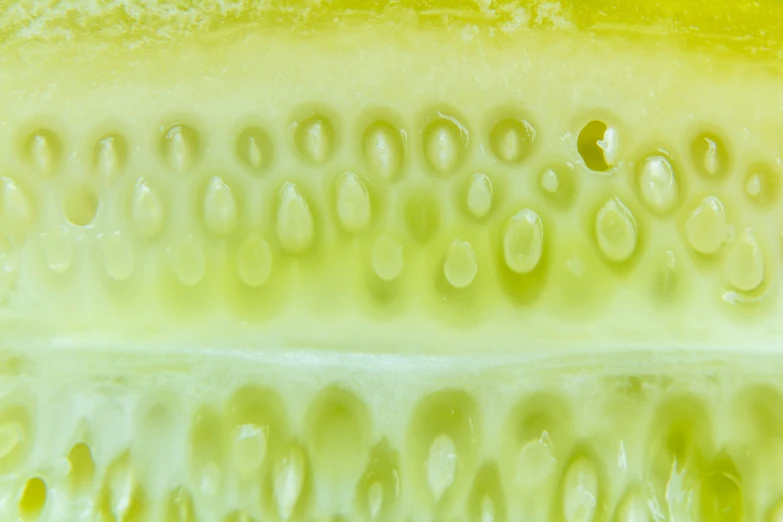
[19,477,46,521]
[489,118,536,163]
[363,121,404,180]
[503,209,544,274]
[404,189,439,244]
[595,197,637,263]
[685,196,728,255]
[64,184,98,227]
[67,442,96,495]
[577,121,617,172]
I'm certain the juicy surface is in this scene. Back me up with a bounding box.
[3,347,783,522]
[0,16,782,350]
[1,1,783,521]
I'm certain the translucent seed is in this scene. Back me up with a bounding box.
[335,172,371,234]
[480,496,496,522]
[237,234,272,288]
[503,209,544,274]
[694,469,743,522]
[691,133,728,178]
[744,164,779,207]
[489,118,536,163]
[19,477,46,521]
[703,139,719,175]
[274,445,306,521]
[363,121,404,180]
[637,155,678,214]
[562,457,599,522]
[444,239,478,289]
[423,116,466,174]
[231,424,268,479]
[41,226,72,273]
[102,231,134,281]
[685,196,727,255]
[104,459,136,521]
[427,435,457,502]
[595,198,637,263]
[163,124,198,173]
[598,126,620,165]
[371,235,403,282]
[276,182,314,254]
[95,136,124,179]
[170,234,205,286]
[614,490,651,522]
[131,178,165,240]
[237,127,273,173]
[295,115,334,164]
[166,486,196,522]
[0,423,22,460]
[725,229,764,292]
[1,178,33,234]
[515,435,556,487]
[746,174,762,197]
[203,176,238,236]
[27,131,59,174]
[367,482,383,520]
[541,168,560,194]
[467,173,493,219]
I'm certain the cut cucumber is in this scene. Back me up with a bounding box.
[0,0,782,521]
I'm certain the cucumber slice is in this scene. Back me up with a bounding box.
[0,0,782,521]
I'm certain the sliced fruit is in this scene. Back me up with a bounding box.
[0,0,783,520]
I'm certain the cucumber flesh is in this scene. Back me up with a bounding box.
[0,1,782,521]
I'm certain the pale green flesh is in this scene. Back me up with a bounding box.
[1,1,783,521]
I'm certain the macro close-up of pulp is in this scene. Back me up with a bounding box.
[0,0,782,521]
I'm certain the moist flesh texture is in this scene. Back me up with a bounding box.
[1,1,783,521]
